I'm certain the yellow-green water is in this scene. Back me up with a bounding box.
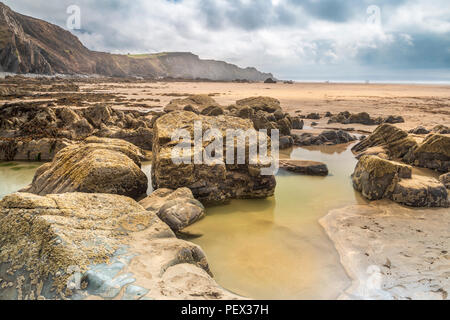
[183,143,368,299]
[0,162,42,199]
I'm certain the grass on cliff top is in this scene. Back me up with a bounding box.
[127,53,168,59]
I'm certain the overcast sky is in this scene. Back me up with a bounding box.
[4,0,450,81]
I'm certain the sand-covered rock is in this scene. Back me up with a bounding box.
[352,124,418,159]
[20,137,148,200]
[352,155,447,207]
[139,188,205,232]
[152,111,276,203]
[320,202,450,300]
[0,192,237,300]
[279,160,329,176]
[404,134,450,173]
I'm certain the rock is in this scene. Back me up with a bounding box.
[279,160,329,176]
[264,78,277,84]
[325,112,333,117]
[236,96,281,113]
[0,192,237,300]
[0,138,73,161]
[352,156,412,201]
[352,155,447,207]
[183,105,200,114]
[201,105,224,116]
[432,125,450,134]
[291,117,304,130]
[348,112,374,125]
[20,137,148,200]
[439,173,450,189]
[409,126,430,135]
[95,126,154,151]
[391,175,448,208]
[306,113,320,120]
[276,117,293,135]
[165,95,220,113]
[292,130,357,146]
[352,124,418,160]
[139,188,205,232]
[404,134,450,173]
[279,136,294,149]
[384,115,405,124]
[152,111,276,203]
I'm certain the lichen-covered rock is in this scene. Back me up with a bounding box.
[352,155,447,207]
[139,188,205,232]
[0,192,237,300]
[152,111,276,203]
[352,156,412,200]
[279,160,329,176]
[235,96,281,113]
[20,137,148,200]
[439,173,450,189]
[0,138,73,161]
[352,124,418,159]
[404,134,450,173]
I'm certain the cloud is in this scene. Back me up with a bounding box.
[3,0,449,80]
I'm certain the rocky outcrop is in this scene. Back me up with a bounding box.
[232,97,293,136]
[404,134,450,173]
[0,103,154,155]
[0,192,238,300]
[279,160,329,176]
[0,3,272,81]
[0,138,73,161]
[20,137,148,200]
[352,155,447,207]
[139,188,205,232]
[329,112,404,126]
[165,95,220,113]
[292,130,357,146]
[432,125,450,134]
[439,173,450,189]
[152,111,276,203]
[352,124,418,160]
[408,126,430,135]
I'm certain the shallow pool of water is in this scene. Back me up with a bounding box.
[0,162,42,199]
[183,143,368,299]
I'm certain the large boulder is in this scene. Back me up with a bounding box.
[20,137,148,200]
[152,111,276,203]
[279,160,329,176]
[236,96,281,113]
[352,124,418,159]
[139,188,205,232]
[0,192,237,300]
[352,155,447,207]
[404,134,450,173]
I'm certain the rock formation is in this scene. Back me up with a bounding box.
[0,192,238,300]
[139,188,205,232]
[292,130,357,146]
[404,134,450,173]
[152,111,276,203]
[279,160,329,176]
[20,137,148,200]
[328,112,404,126]
[352,155,448,207]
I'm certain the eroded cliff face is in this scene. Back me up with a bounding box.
[0,3,273,81]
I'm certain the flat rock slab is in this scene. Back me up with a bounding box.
[279,160,329,176]
[320,202,450,300]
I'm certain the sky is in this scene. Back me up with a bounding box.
[3,0,450,81]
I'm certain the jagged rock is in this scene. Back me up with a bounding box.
[20,137,148,200]
[279,160,329,176]
[0,138,73,161]
[352,155,447,207]
[352,124,418,159]
[0,192,237,300]
[292,130,357,146]
[279,136,294,149]
[439,173,450,189]
[352,156,412,201]
[432,125,450,134]
[409,126,430,135]
[404,134,450,173]
[292,117,304,130]
[306,113,320,120]
[139,188,205,232]
[152,111,276,203]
